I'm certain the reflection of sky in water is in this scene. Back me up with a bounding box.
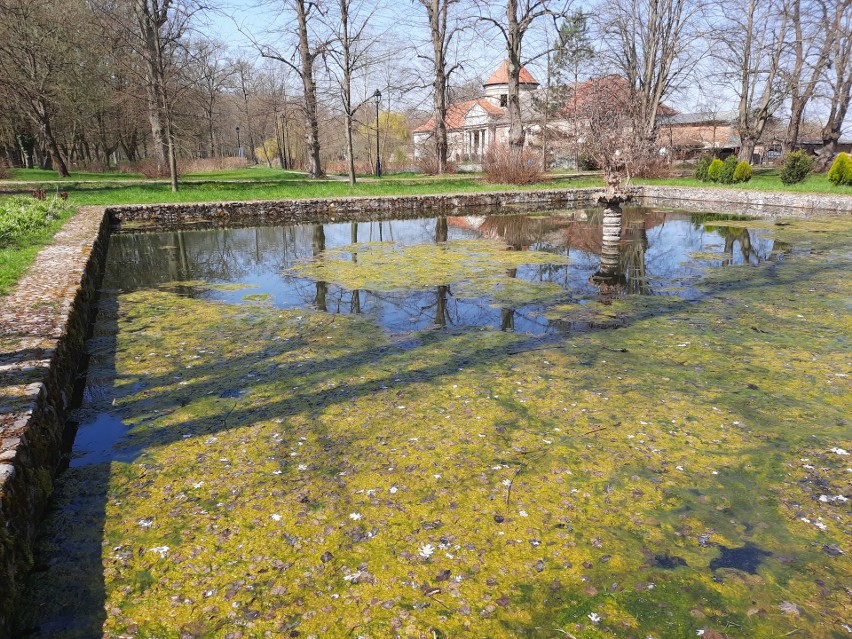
[106,211,779,334]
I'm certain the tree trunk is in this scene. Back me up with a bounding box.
[36,100,68,177]
[815,1,852,170]
[296,0,324,178]
[740,137,757,164]
[782,0,834,154]
[275,113,287,169]
[506,0,525,151]
[339,0,356,185]
[426,0,450,174]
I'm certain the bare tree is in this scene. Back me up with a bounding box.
[234,59,259,164]
[594,0,701,146]
[187,39,237,158]
[477,0,573,151]
[258,0,328,178]
[0,0,86,176]
[781,0,836,153]
[815,0,852,169]
[414,0,467,174]
[131,0,197,191]
[713,0,790,162]
[323,0,382,185]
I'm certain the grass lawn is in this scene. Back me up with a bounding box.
[636,169,852,195]
[7,167,146,182]
[0,196,76,295]
[1,174,602,207]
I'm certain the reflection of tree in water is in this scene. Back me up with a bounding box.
[433,217,450,328]
[709,226,789,266]
[312,224,328,312]
[350,223,361,314]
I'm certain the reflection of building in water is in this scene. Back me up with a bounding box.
[448,210,660,297]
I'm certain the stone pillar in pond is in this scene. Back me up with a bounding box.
[590,182,631,294]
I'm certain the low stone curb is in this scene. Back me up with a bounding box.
[640,185,852,216]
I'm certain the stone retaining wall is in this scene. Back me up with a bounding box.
[108,188,605,227]
[641,185,852,216]
[0,207,109,638]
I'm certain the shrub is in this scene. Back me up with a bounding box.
[182,157,247,173]
[827,152,852,186]
[415,148,458,175]
[630,158,671,179]
[707,158,724,182]
[132,159,187,179]
[719,155,738,184]
[0,159,9,180]
[732,160,752,183]
[779,150,814,185]
[482,144,543,185]
[693,155,713,181]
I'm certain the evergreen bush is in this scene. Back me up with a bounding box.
[827,152,852,186]
[693,155,712,181]
[779,150,814,185]
[732,161,752,183]
[719,155,738,184]
[707,158,724,182]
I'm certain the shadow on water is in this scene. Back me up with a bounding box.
[709,543,772,575]
[13,209,840,637]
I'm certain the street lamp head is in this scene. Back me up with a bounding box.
[373,89,381,100]
[236,126,240,133]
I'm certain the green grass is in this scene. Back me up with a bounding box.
[7,167,146,182]
[0,196,76,295]
[1,175,599,207]
[636,169,852,194]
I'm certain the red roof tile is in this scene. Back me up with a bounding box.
[412,98,505,134]
[559,75,676,118]
[483,60,539,87]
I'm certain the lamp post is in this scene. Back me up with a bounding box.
[373,89,382,177]
[236,126,242,159]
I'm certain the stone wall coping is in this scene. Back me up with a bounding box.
[0,206,108,638]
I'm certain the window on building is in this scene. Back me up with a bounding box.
[500,94,507,107]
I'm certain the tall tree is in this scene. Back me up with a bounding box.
[781,0,835,153]
[538,11,595,169]
[187,39,237,158]
[713,0,790,162]
[595,0,701,146]
[0,0,86,176]
[131,0,195,191]
[477,0,573,151]
[324,0,381,185]
[415,0,465,174]
[815,0,852,168]
[260,0,328,178]
[235,60,258,164]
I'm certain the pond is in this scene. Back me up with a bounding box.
[15,208,851,639]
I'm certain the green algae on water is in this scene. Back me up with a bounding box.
[15,215,852,639]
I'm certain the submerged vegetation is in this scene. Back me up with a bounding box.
[14,214,852,638]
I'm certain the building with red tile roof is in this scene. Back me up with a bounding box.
[412,61,539,163]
